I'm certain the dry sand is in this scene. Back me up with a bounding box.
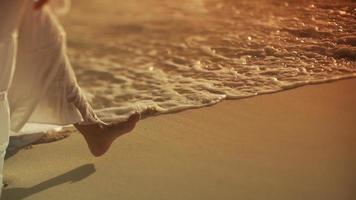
[2,79,356,200]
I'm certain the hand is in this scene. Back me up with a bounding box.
[33,0,49,10]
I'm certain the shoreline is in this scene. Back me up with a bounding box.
[3,78,356,200]
[8,75,356,151]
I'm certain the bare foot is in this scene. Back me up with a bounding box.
[74,113,141,157]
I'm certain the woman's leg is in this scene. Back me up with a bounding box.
[0,94,10,194]
[10,4,85,131]
[0,0,29,195]
[15,4,140,157]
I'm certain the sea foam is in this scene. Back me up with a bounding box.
[61,0,356,122]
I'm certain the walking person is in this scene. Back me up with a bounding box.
[0,0,140,196]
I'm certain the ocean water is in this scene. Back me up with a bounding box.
[61,0,356,122]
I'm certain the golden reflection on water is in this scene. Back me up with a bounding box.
[61,0,356,120]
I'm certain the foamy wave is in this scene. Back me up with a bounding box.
[61,0,356,122]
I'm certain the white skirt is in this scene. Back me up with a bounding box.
[0,0,101,193]
[0,0,100,136]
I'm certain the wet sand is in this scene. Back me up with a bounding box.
[3,78,356,200]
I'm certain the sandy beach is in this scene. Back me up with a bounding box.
[0,1,355,200]
[2,78,355,200]
[2,79,356,200]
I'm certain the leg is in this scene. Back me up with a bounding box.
[15,5,141,157]
[0,0,29,195]
[10,4,85,131]
[13,4,106,129]
[0,94,10,195]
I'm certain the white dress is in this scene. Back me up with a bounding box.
[0,0,101,194]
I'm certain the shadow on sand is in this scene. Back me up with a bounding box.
[2,164,96,200]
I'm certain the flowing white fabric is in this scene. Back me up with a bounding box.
[0,0,27,195]
[0,93,10,196]
[0,0,102,194]
[49,0,71,15]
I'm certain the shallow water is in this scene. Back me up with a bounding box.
[61,0,356,121]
